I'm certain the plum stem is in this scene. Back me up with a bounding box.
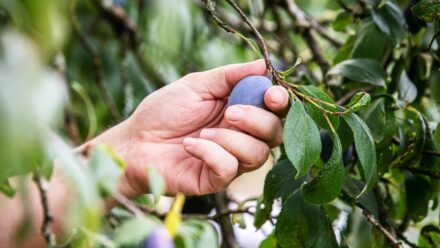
[223,0,284,86]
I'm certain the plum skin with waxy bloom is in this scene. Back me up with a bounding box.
[140,227,174,248]
[227,75,272,108]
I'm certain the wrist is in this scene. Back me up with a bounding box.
[77,118,132,163]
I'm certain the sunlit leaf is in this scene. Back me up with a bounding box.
[412,0,440,22]
[345,92,371,114]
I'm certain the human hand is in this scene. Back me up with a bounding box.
[91,60,289,197]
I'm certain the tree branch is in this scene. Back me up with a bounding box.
[111,191,145,219]
[335,85,376,105]
[355,201,403,248]
[427,31,439,51]
[224,0,286,86]
[33,173,56,248]
[403,166,440,179]
[213,192,239,248]
[283,0,331,76]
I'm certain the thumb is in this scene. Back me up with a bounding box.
[181,59,267,99]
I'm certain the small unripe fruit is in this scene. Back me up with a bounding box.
[228,75,272,108]
[140,227,174,248]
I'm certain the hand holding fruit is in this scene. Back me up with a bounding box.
[89,59,289,198]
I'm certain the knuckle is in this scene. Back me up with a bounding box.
[257,144,271,164]
[221,157,238,179]
[183,72,200,81]
[272,121,284,146]
[250,143,270,166]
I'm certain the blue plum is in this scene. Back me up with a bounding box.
[228,75,272,108]
[343,145,354,166]
[113,0,126,6]
[321,130,355,166]
[140,227,174,248]
[320,131,333,163]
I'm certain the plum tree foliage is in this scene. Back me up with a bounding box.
[0,0,440,247]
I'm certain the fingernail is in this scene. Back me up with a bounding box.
[200,129,216,140]
[183,137,197,149]
[271,88,284,104]
[226,106,244,121]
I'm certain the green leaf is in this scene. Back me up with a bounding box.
[434,123,440,151]
[71,81,98,140]
[299,85,339,130]
[281,58,302,77]
[0,179,16,197]
[351,20,391,61]
[332,12,353,31]
[256,159,304,229]
[345,92,372,114]
[392,107,427,167]
[405,174,434,222]
[342,113,377,196]
[146,165,166,200]
[114,218,158,245]
[328,59,387,88]
[44,133,102,231]
[398,71,417,103]
[411,0,440,22]
[254,196,272,229]
[175,220,218,248]
[379,108,397,148]
[284,100,322,179]
[418,225,440,247]
[90,146,122,196]
[334,35,355,64]
[343,177,379,217]
[372,1,407,43]
[430,69,440,104]
[263,159,304,202]
[260,232,277,248]
[364,99,386,143]
[275,191,338,248]
[301,132,345,205]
